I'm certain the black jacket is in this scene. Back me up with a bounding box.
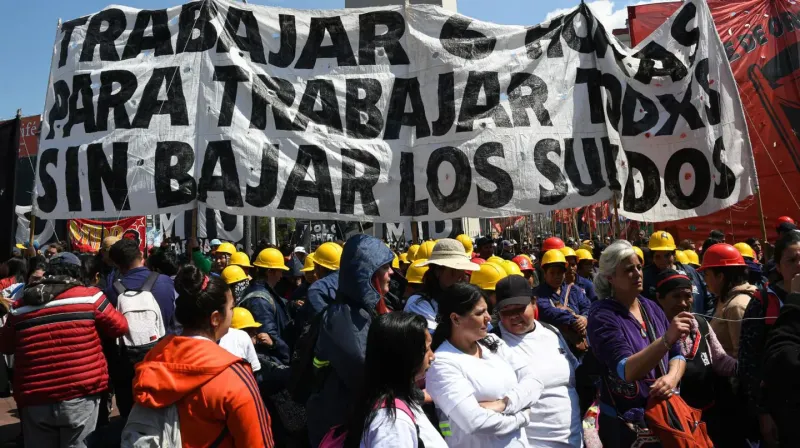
[764,292,800,447]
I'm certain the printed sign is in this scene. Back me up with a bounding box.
[68,216,146,252]
[35,0,753,223]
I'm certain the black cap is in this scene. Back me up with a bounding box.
[476,236,492,247]
[495,276,533,310]
[654,269,692,297]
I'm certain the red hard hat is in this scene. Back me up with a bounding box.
[699,243,746,271]
[542,237,566,252]
[777,216,796,226]
[472,258,486,265]
[512,255,534,271]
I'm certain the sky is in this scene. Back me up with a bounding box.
[0,0,664,120]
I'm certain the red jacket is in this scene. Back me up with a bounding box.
[0,282,128,407]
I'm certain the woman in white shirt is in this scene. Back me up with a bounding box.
[427,283,543,448]
[342,311,445,448]
[493,275,583,447]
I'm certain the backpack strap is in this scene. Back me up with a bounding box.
[140,272,160,293]
[389,398,416,424]
[113,278,127,295]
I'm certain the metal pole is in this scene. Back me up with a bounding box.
[269,217,277,245]
[612,194,621,240]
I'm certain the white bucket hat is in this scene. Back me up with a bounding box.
[419,239,480,271]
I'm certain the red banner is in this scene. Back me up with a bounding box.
[628,1,800,245]
[68,217,146,253]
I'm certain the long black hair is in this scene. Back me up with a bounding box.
[418,265,446,304]
[5,258,27,284]
[343,312,428,447]
[174,265,230,332]
[432,282,498,353]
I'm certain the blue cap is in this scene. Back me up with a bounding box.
[210,239,222,247]
[50,252,81,267]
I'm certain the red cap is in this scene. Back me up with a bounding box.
[699,243,746,271]
[512,255,534,271]
[542,237,566,252]
[777,216,796,226]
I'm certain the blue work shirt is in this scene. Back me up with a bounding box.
[239,281,291,365]
[105,266,176,333]
[535,281,591,327]
[576,275,598,302]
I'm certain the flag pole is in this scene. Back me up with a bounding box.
[612,194,621,240]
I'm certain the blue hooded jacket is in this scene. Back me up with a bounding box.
[306,235,394,447]
[307,271,339,317]
[239,280,291,365]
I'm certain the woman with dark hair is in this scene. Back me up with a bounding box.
[427,283,541,447]
[341,312,445,448]
[405,239,479,333]
[654,268,739,446]
[740,230,800,447]
[700,244,756,358]
[127,265,274,447]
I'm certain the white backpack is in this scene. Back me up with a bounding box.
[114,272,166,351]
[120,403,182,448]
[121,381,231,448]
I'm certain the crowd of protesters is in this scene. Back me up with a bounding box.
[0,215,799,447]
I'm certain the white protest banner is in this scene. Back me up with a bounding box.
[35,0,753,222]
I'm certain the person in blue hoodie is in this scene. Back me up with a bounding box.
[305,242,343,317]
[306,234,394,447]
[535,249,591,354]
[642,231,713,316]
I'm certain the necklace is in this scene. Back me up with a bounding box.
[639,320,647,338]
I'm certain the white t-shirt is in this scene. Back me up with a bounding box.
[219,328,261,372]
[404,295,438,332]
[499,322,583,448]
[360,402,447,448]
[427,335,543,448]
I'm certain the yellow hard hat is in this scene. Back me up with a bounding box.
[470,262,508,291]
[582,240,594,247]
[313,242,343,271]
[399,253,409,264]
[253,248,289,270]
[406,259,429,284]
[649,231,676,252]
[560,247,577,259]
[487,255,504,264]
[221,265,250,285]
[684,249,700,267]
[675,250,690,265]
[231,307,262,330]
[300,253,316,272]
[579,244,594,253]
[541,249,568,267]
[575,249,594,262]
[456,234,473,256]
[392,253,400,269]
[501,260,523,277]
[214,242,237,255]
[633,246,645,263]
[414,241,437,262]
[230,252,252,268]
[734,242,756,260]
[407,244,420,262]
